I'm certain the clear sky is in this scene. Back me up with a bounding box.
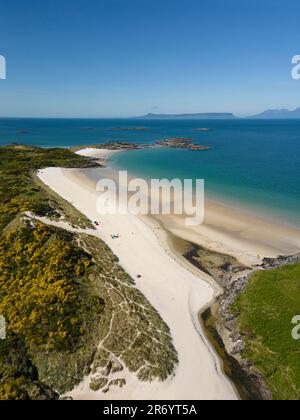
[0,0,299,118]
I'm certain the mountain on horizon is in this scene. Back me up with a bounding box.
[250,107,300,119]
[134,112,237,120]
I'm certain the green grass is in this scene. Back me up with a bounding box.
[0,145,92,231]
[232,264,300,400]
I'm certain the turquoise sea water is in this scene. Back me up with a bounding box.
[1,118,300,226]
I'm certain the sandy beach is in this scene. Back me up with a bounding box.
[154,201,300,267]
[37,149,238,400]
[78,148,300,267]
[75,147,121,163]
[36,148,300,400]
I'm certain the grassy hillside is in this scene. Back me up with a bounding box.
[0,145,177,399]
[232,264,300,400]
[0,145,92,231]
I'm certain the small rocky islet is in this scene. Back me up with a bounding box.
[93,137,211,151]
[154,137,211,150]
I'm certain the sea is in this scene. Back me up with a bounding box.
[1,118,300,227]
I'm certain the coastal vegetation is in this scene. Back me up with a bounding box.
[0,145,92,231]
[232,263,300,400]
[0,145,177,399]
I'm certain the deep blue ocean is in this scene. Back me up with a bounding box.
[1,118,300,226]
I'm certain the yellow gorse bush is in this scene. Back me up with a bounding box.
[0,223,91,349]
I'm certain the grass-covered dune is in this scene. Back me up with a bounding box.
[0,145,94,231]
[233,264,300,400]
[0,145,177,400]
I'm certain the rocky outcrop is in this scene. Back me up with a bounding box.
[215,253,300,400]
[155,138,211,150]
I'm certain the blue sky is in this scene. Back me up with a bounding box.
[0,0,299,117]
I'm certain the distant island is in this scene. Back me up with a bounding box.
[134,112,237,120]
[131,108,300,120]
[110,127,151,131]
[250,107,300,119]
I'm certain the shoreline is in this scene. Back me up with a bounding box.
[107,146,300,232]
[37,147,300,400]
[76,148,300,267]
[74,147,300,399]
[37,157,238,400]
[36,167,239,400]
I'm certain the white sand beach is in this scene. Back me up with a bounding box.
[155,201,300,267]
[78,148,300,267]
[75,148,120,160]
[36,147,300,400]
[37,162,238,400]
[37,147,300,400]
